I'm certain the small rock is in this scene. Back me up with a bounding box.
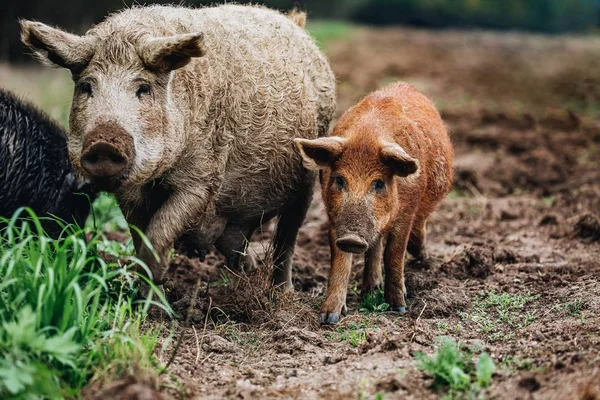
[519,376,541,392]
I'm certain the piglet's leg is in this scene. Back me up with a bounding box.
[407,217,427,259]
[138,188,211,284]
[361,235,384,298]
[383,223,412,313]
[320,228,352,324]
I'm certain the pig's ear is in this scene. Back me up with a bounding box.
[20,20,96,73]
[139,33,206,73]
[294,137,345,170]
[381,143,419,177]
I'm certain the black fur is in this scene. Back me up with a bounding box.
[0,89,95,237]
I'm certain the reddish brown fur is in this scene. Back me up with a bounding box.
[295,82,453,323]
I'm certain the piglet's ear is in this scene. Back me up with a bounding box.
[293,137,345,170]
[381,142,419,177]
[139,32,206,73]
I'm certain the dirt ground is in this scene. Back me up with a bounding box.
[106,28,600,399]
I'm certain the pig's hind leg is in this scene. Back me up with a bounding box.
[177,216,228,260]
[407,217,427,259]
[271,178,315,291]
[215,223,258,273]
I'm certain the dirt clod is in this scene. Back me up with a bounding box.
[84,376,163,400]
[574,213,600,241]
[441,244,494,278]
[519,376,542,392]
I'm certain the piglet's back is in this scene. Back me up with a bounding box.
[336,82,453,212]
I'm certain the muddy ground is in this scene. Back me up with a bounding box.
[107,28,600,399]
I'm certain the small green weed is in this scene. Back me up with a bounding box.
[552,299,587,325]
[437,322,450,334]
[415,337,495,399]
[563,299,586,317]
[500,356,534,373]
[326,321,376,347]
[542,196,556,207]
[359,289,389,314]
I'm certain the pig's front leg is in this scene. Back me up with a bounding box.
[138,187,213,283]
[320,228,352,324]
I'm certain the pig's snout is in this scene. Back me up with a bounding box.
[336,234,368,254]
[81,142,128,178]
[80,122,135,190]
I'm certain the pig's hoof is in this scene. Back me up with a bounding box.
[390,306,406,314]
[273,280,294,292]
[320,312,340,324]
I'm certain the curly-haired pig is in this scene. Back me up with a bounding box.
[20,5,335,286]
[0,89,94,237]
[295,82,453,324]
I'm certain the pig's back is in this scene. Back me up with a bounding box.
[392,83,453,213]
[366,83,453,214]
[193,5,336,218]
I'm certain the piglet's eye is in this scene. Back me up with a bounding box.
[136,83,151,98]
[372,179,386,192]
[334,175,346,189]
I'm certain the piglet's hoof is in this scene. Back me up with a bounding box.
[390,306,406,314]
[320,312,340,325]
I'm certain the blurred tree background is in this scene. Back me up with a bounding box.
[2,0,599,61]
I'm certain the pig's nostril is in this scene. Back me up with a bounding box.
[109,153,126,163]
[81,142,128,179]
[85,153,99,163]
[336,234,368,254]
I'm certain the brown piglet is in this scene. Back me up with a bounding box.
[295,82,453,324]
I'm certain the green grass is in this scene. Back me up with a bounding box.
[86,193,129,234]
[415,337,495,399]
[463,291,539,342]
[500,356,535,373]
[306,20,355,49]
[0,208,171,398]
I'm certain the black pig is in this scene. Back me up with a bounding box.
[0,89,95,237]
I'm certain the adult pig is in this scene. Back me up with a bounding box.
[21,5,336,286]
[0,89,94,237]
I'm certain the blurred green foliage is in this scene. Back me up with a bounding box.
[351,0,599,31]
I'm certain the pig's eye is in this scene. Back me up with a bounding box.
[136,83,151,98]
[78,82,93,97]
[372,179,386,193]
[333,175,346,189]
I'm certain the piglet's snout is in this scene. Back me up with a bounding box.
[336,234,368,254]
[80,122,135,190]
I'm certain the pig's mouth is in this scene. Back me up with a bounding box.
[87,174,129,192]
[335,233,370,254]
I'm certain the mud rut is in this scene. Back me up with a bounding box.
[102,29,600,399]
